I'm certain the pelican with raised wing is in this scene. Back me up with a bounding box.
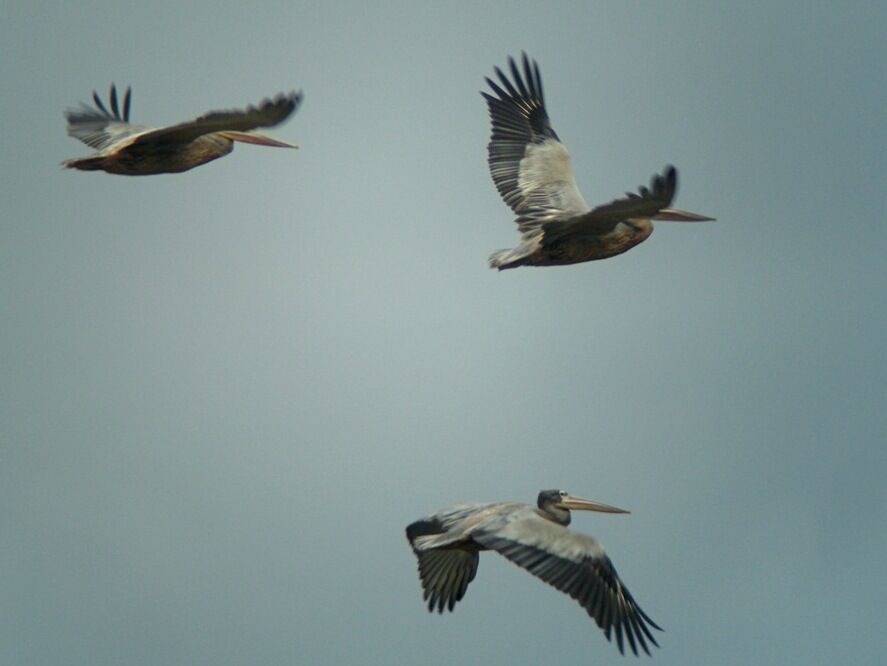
[63,85,301,175]
[483,54,714,269]
[406,489,661,656]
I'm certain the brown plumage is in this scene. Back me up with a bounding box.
[63,84,301,176]
[483,54,714,269]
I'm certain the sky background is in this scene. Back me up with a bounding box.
[2,2,885,664]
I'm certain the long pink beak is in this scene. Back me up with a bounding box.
[653,208,716,221]
[217,131,298,148]
[560,494,630,514]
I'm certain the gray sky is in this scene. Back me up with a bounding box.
[2,2,885,664]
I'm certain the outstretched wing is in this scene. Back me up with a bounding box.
[413,547,480,613]
[543,166,678,243]
[406,517,480,613]
[482,54,590,241]
[128,91,302,148]
[474,510,661,657]
[65,84,144,151]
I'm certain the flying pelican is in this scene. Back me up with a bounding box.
[483,54,714,269]
[63,85,301,175]
[406,489,661,656]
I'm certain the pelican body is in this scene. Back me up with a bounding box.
[63,85,301,176]
[406,489,661,656]
[483,54,714,269]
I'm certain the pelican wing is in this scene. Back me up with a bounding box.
[128,91,302,148]
[65,85,145,151]
[413,547,479,613]
[406,516,480,612]
[474,510,661,656]
[542,166,678,244]
[482,54,591,243]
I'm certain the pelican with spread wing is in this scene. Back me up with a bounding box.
[63,85,301,175]
[406,489,661,656]
[483,54,714,269]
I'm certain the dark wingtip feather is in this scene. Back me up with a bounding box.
[122,87,132,121]
[88,84,128,120]
[667,165,677,195]
[109,84,119,118]
[614,619,625,655]
[508,56,528,99]
[92,90,109,116]
[637,604,664,633]
[405,517,445,544]
[521,52,535,98]
[660,165,678,199]
[483,77,504,99]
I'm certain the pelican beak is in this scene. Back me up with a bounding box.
[217,131,299,148]
[653,208,716,222]
[560,494,630,514]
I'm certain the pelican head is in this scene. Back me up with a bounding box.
[538,489,629,525]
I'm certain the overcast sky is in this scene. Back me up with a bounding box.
[2,2,885,665]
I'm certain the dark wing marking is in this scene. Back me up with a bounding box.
[482,53,559,213]
[589,165,677,222]
[129,91,302,148]
[406,517,446,542]
[414,547,480,613]
[89,84,130,122]
[474,518,661,656]
[65,84,142,150]
[406,518,479,613]
[482,54,590,238]
[543,166,678,244]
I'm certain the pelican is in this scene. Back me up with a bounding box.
[406,489,661,656]
[483,54,714,269]
[63,85,301,175]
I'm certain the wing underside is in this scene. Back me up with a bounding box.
[414,547,479,613]
[474,512,661,656]
[483,54,590,239]
[65,84,144,151]
[406,516,481,612]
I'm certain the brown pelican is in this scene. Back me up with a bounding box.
[483,54,714,269]
[63,85,301,175]
[406,489,661,656]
